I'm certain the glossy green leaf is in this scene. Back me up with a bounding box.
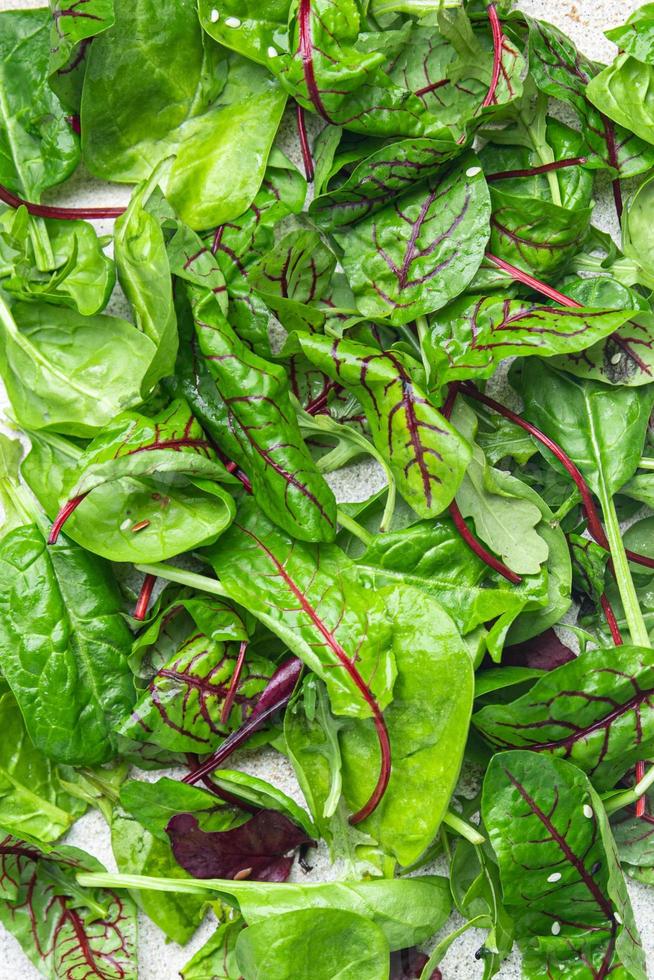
[0,296,155,438]
[235,908,390,980]
[605,4,654,63]
[588,55,654,147]
[82,0,286,228]
[198,0,290,65]
[48,0,115,111]
[181,917,244,980]
[335,154,490,325]
[475,645,654,790]
[191,291,337,543]
[295,332,472,517]
[482,751,646,979]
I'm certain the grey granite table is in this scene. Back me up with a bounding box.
[0,0,651,977]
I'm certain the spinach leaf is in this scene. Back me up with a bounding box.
[483,751,646,979]
[180,917,244,980]
[82,0,286,228]
[474,645,654,790]
[587,55,654,148]
[48,0,115,112]
[235,908,390,980]
[0,296,155,437]
[334,153,491,324]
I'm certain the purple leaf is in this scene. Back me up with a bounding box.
[502,628,576,671]
[166,809,314,882]
[390,947,436,979]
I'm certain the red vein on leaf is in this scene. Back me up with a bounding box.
[134,574,157,622]
[460,382,654,571]
[0,183,125,220]
[601,114,624,221]
[295,103,315,182]
[486,157,587,182]
[482,3,503,108]
[220,641,249,725]
[415,78,449,98]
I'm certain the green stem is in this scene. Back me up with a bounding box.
[134,563,228,598]
[599,492,651,647]
[371,0,460,15]
[336,509,374,548]
[603,764,654,815]
[415,315,432,385]
[418,915,490,980]
[28,215,55,271]
[639,458,654,471]
[443,810,485,845]
[551,489,581,524]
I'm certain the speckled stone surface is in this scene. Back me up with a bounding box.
[0,1,652,978]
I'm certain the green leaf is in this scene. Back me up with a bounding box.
[235,908,390,980]
[605,4,654,63]
[0,520,135,765]
[0,692,87,843]
[335,153,490,325]
[294,332,472,518]
[482,751,646,979]
[190,291,337,543]
[81,0,286,228]
[120,778,242,842]
[0,835,137,978]
[198,0,290,66]
[587,55,654,148]
[48,0,115,111]
[423,295,634,385]
[474,645,654,790]
[0,296,156,438]
[181,917,244,979]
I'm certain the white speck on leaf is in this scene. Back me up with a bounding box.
[225,16,241,28]
[611,353,621,365]
[210,8,219,22]
[268,46,279,58]
[583,804,593,819]
[120,519,131,531]
[615,912,623,925]
[551,922,561,936]
[466,166,482,178]
[547,872,562,883]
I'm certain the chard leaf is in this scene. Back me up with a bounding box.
[294,333,472,518]
[335,154,491,324]
[167,809,313,883]
[0,835,137,979]
[475,645,654,790]
[0,298,156,438]
[482,751,646,979]
[234,908,390,980]
[424,295,634,384]
[191,291,337,543]
[204,499,397,720]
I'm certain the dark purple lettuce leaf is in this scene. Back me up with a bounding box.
[166,809,314,882]
[502,628,576,671]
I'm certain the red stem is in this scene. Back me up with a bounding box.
[600,593,624,645]
[220,641,249,725]
[134,574,157,621]
[601,114,624,221]
[305,380,343,416]
[487,157,587,182]
[0,183,125,221]
[47,493,89,544]
[482,2,503,109]
[485,253,584,307]
[635,760,647,818]
[449,501,521,584]
[295,103,315,183]
[459,383,654,571]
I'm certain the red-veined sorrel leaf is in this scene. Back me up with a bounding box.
[423,295,635,385]
[48,0,115,111]
[203,499,395,824]
[474,645,654,790]
[612,796,654,873]
[482,751,646,979]
[310,138,460,231]
[0,834,137,979]
[294,333,472,518]
[190,289,337,543]
[167,809,314,883]
[528,18,654,181]
[120,630,277,756]
[335,154,490,325]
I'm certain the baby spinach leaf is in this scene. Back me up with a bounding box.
[0,691,87,844]
[423,294,633,385]
[180,917,244,980]
[0,9,79,267]
[474,645,654,790]
[111,805,208,945]
[482,751,646,979]
[587,55,654,148]
[337,584,473,867]
[234,907,390,980]
[0,296,155,437]
[198,0,291,66]
[48,0,115,112]
[82,0,286,229]
[0,834,137,979]
[335,154,491,324]
[606,4,654,63]
[167,809,314,883]
[191,290,337,543]
[22,428,236,564]
[294,333,472,518]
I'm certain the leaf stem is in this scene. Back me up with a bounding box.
[603,764,654,815]
[598,492,651,648]
[336,509,374,548]
[0,183,126,220]
[486,156,587,183]
[295,103,315,182]
[639,458,654,471]
[134,573,157,621]
[482,2,502,109]
[134,562,229,598]
[443,810,485,845]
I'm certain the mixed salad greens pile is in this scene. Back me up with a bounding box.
[5,0,654,977]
